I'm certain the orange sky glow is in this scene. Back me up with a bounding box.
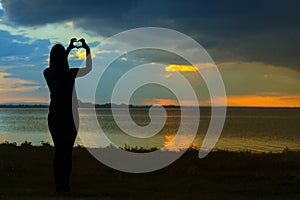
[0,97,49,104]
[144,95,300,107]
[224,95,300,107]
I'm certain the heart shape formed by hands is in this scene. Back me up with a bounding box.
[73,40,83,48]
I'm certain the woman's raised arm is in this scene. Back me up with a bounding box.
[65,38,77,56]
[76,38,92,77]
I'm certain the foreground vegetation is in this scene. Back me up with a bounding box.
[0,142,300,200]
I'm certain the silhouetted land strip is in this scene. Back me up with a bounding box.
[1,103,299,109]
[0,142,300,199]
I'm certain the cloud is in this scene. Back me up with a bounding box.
[165,64,197,72]
[68,49,97,60]
[0,71,39,92]
[218,62,300,96]
[1,0,300,70]
[0,20,104,46]
[0,71,48,103]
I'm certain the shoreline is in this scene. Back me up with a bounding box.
[1,140,300,154]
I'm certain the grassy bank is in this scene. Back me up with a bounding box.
[0,143,300,200]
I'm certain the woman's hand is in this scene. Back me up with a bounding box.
[68,38,77,49]
[78,38,89,49]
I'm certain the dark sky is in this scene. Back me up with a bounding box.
[2,0,300,70]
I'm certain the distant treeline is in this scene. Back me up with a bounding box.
[0,102,298,109]
[0,102,180,108]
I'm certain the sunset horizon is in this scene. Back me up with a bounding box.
[1,1,300,199]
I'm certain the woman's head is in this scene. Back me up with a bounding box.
[49,44,69,69]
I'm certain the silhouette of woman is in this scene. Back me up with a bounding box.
[43,38,92,193]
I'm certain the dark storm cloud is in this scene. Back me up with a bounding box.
[2,0,300,70]
[1,0,134,27]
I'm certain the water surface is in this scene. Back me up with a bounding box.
[0,107,299,152]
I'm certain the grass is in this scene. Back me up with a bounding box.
[0,142,300,200]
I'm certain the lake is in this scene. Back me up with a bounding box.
[0,107,299,152]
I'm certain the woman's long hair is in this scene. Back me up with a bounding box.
[49,44,69,70]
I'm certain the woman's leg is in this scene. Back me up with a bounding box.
[53,136,66,187]
[48,112,65,188]
[63,131,77,187]
[48,111,78,192]
[63,109,78,187]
